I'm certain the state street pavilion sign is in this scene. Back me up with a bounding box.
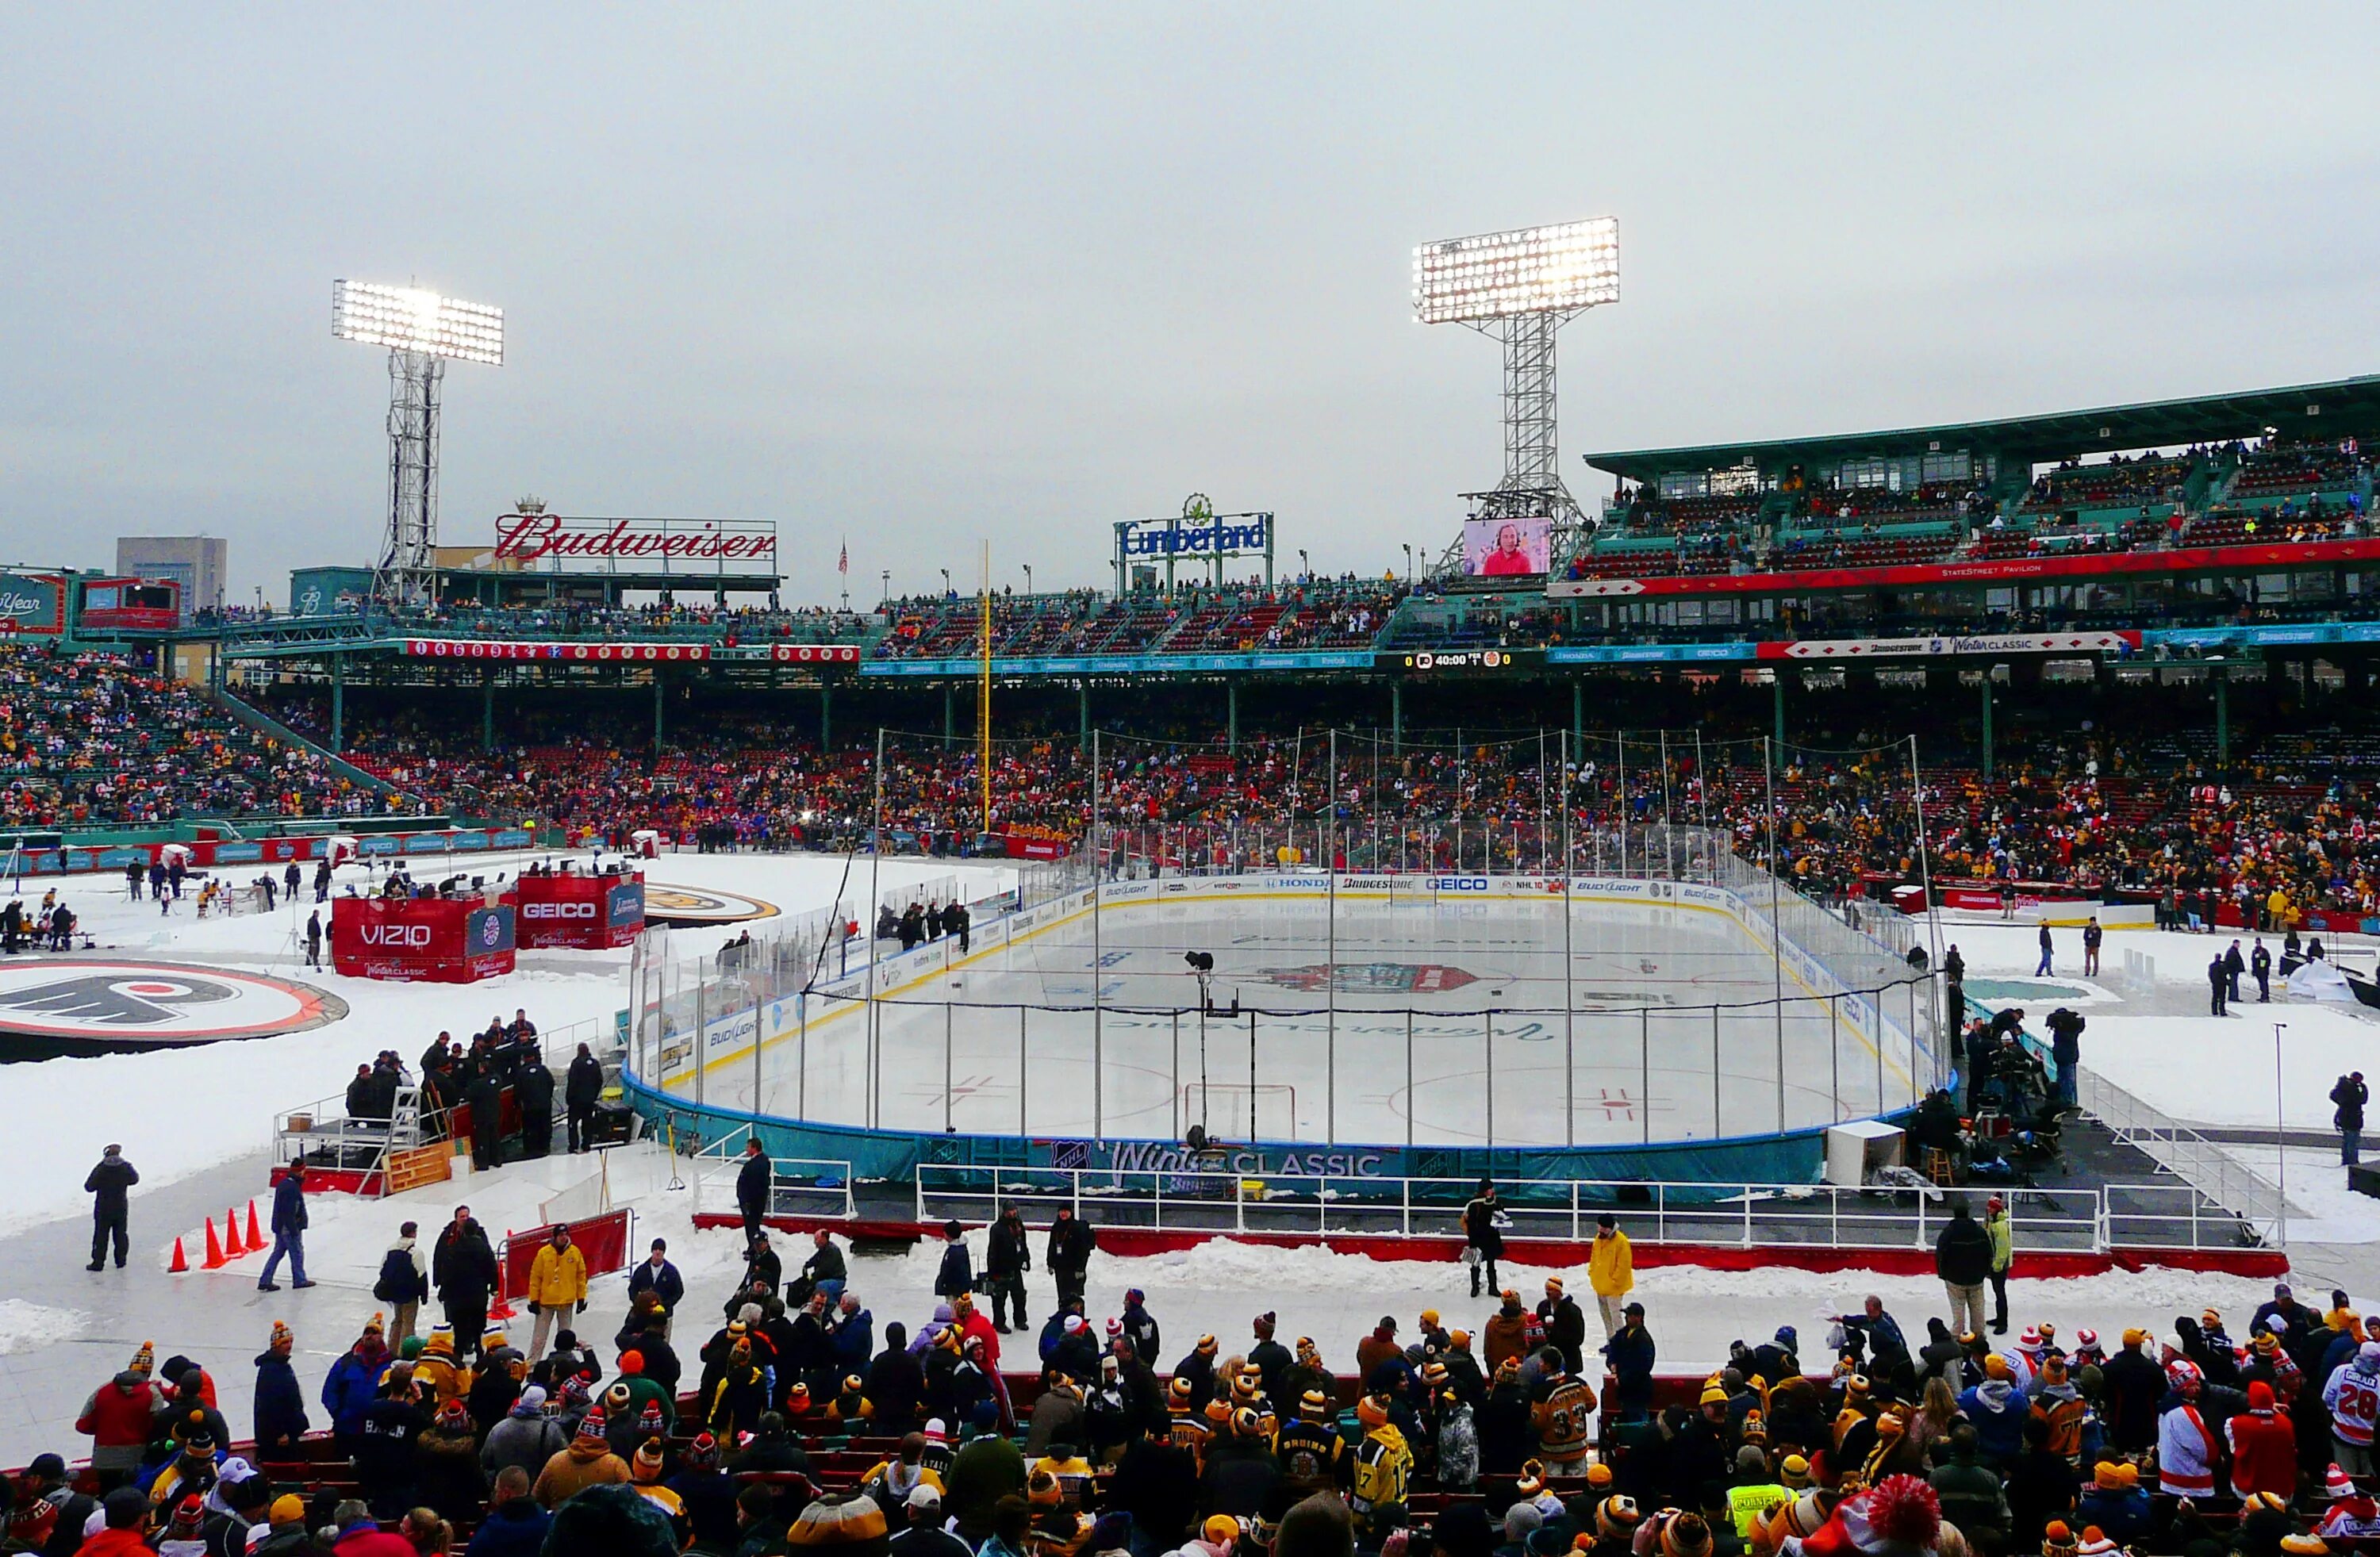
[488,513,778,575]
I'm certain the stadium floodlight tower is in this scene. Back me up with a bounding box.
[332,280,505,608]
[1413,217,1617,570]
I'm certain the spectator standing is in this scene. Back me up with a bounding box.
[985,1206,1031,1334]
[934,1221,973,1301]
[2044,1008,2084,1113]
[434,1210,501,1364]
[2335,1073,2369,1168]
[1047,1207,1096,1313]
[253,1321,309,1461]
[1983,1195,2013,1335]
[1933,1198,1992,1340]
[464,1467,552,1557]
[515,1057,555,1160]
[256,1162,313,1292]
[1461,1179,1505,1298]
[627,1239,685,1335]
[2225,940,2248,1004]
[1587,1214,1633,1336]
[376,1221,430,1340]
[527,1225,589,1358]
[83,1143,138,1272]
[2209,955,2229,1016]
[2253,938,2274,1001]
[2035,925,2053,977]
[2081,917,2102,977]
[305,911,323,969]
[735,1137,773,1244]
[565,1044,605,1152]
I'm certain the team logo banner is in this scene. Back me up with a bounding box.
[0,961,344,1046]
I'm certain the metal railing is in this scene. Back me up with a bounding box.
[688,1123,857,1221]
[915,1164,2118,1252]
[2079,1064,2289,1247]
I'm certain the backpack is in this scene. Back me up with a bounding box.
[375,1247,420,1304]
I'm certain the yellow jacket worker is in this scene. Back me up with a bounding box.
[1587,1215,1633,1336]
[526,1226,589,1357]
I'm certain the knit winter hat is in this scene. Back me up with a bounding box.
[2328,1464,2357,1500]
[169,1494,205,1534]
[1203,1516,1242,1545]
[605,1382,634,1413]
[2120,1328,2148,1348]
[424,1329,455,1357]
[1167,1377,1194,1413]
[1299,1388,1330,1418]
[2248,1381,2277,1411]
[1231,1406,1264,1439]
[633,1438,667,1482]
[399,1336,426,1360]
[270,1494,306,1526]
[1195,1335,1218,1356]
[1595,1497,1641,1541]
[1848,1475,1940,1557]
[1585,1463,1614,1490]
[1656,1513,1712,1557]
[1514,1459,1546,1498]
[1027,1469,1063,1508]
[2092,1463,2124,1491]
[2075,1530,2116,1557]
[785,1493,892,1549]
[575,1405,608,1444]
[362,1313,385,1337]
[2277,1539,2327,1557]
[620,1350,645,1375]
[269,1321,292,1348]
[638,1399,667,1435]
[560,1375,591,1407]
[2041,1523,2078,1557]
[130,1340,155,1377]
[2075,1329,2098,1349]
[436,1398,472,1429]
[1357,1394,1388,1429]
[1449,1329,1471,1351]
[684,1432,720,1471]
[1780,1454,1812,1489]
[1545,1277,1564,1294]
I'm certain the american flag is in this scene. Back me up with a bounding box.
[838,539,848,575]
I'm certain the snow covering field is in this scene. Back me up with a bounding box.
[0,848,1012,1241]
[1937,920,2380,1131]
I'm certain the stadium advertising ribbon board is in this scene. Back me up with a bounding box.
[402,639,712,662]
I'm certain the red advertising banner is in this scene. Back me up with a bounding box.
[401,639,710,663]
[331,892,518,983]
[516,870,646,949]
[1002,834,1069,861]
[497,1208,636,1302]
[1549,536,2380,600]
[768,643,862,664]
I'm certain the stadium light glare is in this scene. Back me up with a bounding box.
[1412,217,1619,325]
[332,280,505,366]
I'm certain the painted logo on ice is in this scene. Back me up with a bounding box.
[0,961,344,1043]
[1257,961,1480,994]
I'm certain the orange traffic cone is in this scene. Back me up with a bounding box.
[246,1200,263,1250]
[168,1237,188,1274]
[202,1218,224,1270]
[488,1292,516,1322]
[222,1209,244,1257]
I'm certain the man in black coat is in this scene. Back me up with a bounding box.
[1933,1197,1994,1340]
[736,1138,773,1243]
[865,1323,925,1432]
[84,1145,139,1271]
[1537,1278,1587,1375]
[565,1043,605,1152]
[1046,1207,1096,1313]
[1462,1179,1505,1298]
[514,1061,555,1160]
[984,1206,1031,1333]
[432,1210,499,1366]
[465,1066,505,1172]
[2335,1072,2369,1167]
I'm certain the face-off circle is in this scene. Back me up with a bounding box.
[643,884,779,927]
[0,960,347,1047]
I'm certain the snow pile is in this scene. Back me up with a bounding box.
[0,1301,94,1356]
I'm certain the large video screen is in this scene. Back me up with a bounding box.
[1461,516,1551,578]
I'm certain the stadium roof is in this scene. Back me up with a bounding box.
[1583,374,2380,482]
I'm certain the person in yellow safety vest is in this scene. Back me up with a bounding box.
[1588,1214,1634,1337]
[525,1226,588,1359]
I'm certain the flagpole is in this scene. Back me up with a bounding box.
[839,537,850,612]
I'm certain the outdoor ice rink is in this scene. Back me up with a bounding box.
[688,887,1933,1149]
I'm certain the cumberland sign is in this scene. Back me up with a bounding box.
[490,512,778,569]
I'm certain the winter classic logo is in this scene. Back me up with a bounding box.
[0,961,345,1043]
[1258,962,1480,994]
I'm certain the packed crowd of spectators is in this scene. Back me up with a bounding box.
[0,647,413,829]
[21,1191,2380,1557]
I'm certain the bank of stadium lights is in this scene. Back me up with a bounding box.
[1411,217,1617,555]
[332,280,505,606]
[1411,217,1618,326]
[332,282,505,366]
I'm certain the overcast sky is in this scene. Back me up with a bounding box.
[3,5,2375,607]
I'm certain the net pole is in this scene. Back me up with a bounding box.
[1484,1007,1495,1149]
[869,727,884,1129]
[1537,728,1548,873]
[1694,731,1711,883]
[1909,734,1944,1091]
[1766,736,1786,1137]
[1092,727,1104,1141]
[979,541,992,834]
[1405,1010,1415,1150]
[1660,728,1675,881]
[1326,727,1338,1145]
[1617,734,1628,878]
[1640,1007,1650,1145]
[1561,729,1576,1146]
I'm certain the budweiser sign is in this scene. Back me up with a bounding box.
[491,512,777,566]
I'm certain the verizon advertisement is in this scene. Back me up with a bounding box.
[516,871,646,949]
[331,894,518,984]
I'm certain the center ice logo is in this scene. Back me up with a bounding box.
[1258,961,1479,994]
[0,972,237,1027]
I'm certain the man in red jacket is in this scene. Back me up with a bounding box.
[2226,1380,2298,1501]
[73,1347,157,1492]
